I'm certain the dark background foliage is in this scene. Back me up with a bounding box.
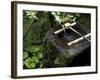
[23,10,90,69]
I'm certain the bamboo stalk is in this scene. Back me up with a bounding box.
[65,22,76,28]
[54,28,65,34]
[69,27,91,42]
[54,22,76,34]
[67,33,91,46]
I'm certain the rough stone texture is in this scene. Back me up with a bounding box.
[43,23,91,68]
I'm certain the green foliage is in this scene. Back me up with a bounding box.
[24,57,36,68]
[23,11,53,69]
[52,12,80,23]
[23,45,43,69]
[23,51,28,59]
[23,10,90,69]
[25,46,40,53]
[78,14,91,29]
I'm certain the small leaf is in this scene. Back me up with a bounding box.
[75,13,80,17]
[72,17,76,22]
[55,58,60,65]
[25,46,40,53]
[23,51,28,59]
[37,52,43,59]
[33,47,40,53]
[67,14,74,18]
[32,56,39,63]
[24,58,36,68]
[40,63,43,68]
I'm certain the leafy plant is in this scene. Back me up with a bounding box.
[51,12,80,23]
[23,10,81,69]
[23,45,44,69]
[24,57,36,68]
[23,10,90,69]
[23,51,28,59]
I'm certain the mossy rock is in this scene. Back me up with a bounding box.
[43,23,90,68]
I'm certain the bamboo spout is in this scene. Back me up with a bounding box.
[54,22,76,34]
[67,33,91,46]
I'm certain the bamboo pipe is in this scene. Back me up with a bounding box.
[54,22,76,34]
[67,33,91,46]
[54,22,90,42]
[69,27,91,43]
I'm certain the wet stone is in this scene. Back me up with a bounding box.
[43,24,91,68]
